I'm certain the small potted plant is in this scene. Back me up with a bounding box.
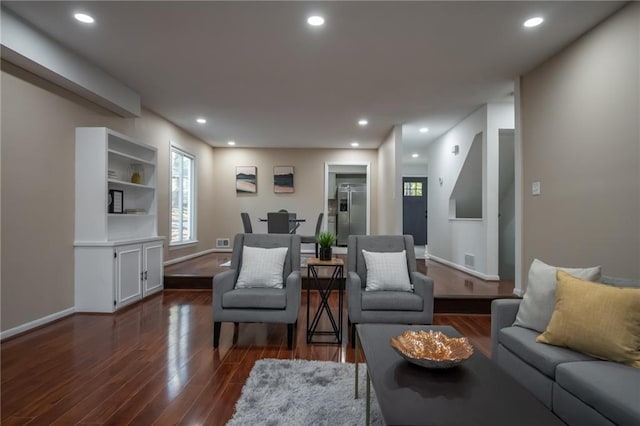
[317,231,336,261]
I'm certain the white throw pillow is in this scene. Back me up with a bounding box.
[362,249,412,292]
[514,258,601,332]
[235,246,288,289]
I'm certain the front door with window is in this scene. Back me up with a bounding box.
[402,177,428,246]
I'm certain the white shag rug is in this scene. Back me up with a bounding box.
[227,359,383,426]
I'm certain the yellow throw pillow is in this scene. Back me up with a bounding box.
[537,270,640,368]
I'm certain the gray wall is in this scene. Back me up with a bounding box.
[0,60,380,333]
[521,3,639,283]
[0,61,218,331]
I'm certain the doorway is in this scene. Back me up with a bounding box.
[498,129,515,280]
[324,163,371,241]
[402,177,428,245]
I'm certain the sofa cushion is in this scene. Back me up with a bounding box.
[537,271,640,367]
[222,288,287,309]
[600,275,640,288]
[514,259,601,333]
[499,326,596,378]
[361,290,423,311]
[552,383,616,426]
[556,361,640,426]
[497,345,555,409]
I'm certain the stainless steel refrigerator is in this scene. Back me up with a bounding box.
[337,184,367,245]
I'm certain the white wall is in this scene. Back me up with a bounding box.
[403,163,428,177]
[427,107,486,273]
[377,126,403,234]
[426,102,514,279]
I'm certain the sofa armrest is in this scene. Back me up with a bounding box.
[285,270,302,323]
[411,271,434,323]
[212,269,237,316]
[346,271,362,323]
[491,298,522,361]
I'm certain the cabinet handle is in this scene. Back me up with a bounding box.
[140,272,144,282]
[144,271,148,281]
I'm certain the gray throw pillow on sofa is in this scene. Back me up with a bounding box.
[514,258,601,333]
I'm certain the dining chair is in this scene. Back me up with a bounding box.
[300,212,324,257]
[267,212,292,234]
[287,213,301,234]
[241,212,253,233]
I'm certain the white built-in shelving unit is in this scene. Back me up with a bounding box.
[74,127,164,312]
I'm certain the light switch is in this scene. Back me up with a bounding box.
[532,181,541,196]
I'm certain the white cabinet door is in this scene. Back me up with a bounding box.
[115,244,142,308]
[143,241,163,296]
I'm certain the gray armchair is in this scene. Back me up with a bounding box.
[347,235,434,347]
[213,233,301,349]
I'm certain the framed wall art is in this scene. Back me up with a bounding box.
[236,166,257,193]
[273,166,294,193]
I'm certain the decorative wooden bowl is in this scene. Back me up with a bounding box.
[390,330,474,369]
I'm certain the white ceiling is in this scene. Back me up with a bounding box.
[3,1,624,169]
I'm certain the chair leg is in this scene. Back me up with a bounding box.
[351,322,357,348]
[213,321,221,348]
[287,323,294,350]
[232,323,240,344]
[315,243,319,258]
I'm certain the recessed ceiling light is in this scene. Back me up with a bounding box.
[74,13,95,24]
[351,142,360,147]
[523,17,544,28]
[196,118,207,124]
[358,119,368,126]
[227,141,236,146]
[307,16,325,27]
[419,127,429,133]
[412,153,419,158]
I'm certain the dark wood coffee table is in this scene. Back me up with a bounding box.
[355,324,564,426]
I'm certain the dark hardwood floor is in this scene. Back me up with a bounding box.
[1,290,492,425]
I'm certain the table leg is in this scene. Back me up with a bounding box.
[306,265,311,342]
[338,266,343,342]
[366,368,371,426]
[307,265,332,341]
[355,328,359,399]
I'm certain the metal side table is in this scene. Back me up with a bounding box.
[306,258,343,343]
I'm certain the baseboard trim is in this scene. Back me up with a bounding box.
[428,255,500,281]
[1,307,75,341]
[164,248,230,266]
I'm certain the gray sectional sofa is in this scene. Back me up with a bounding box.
[491,278,640,426]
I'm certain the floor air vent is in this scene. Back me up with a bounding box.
[216,238,230,248]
